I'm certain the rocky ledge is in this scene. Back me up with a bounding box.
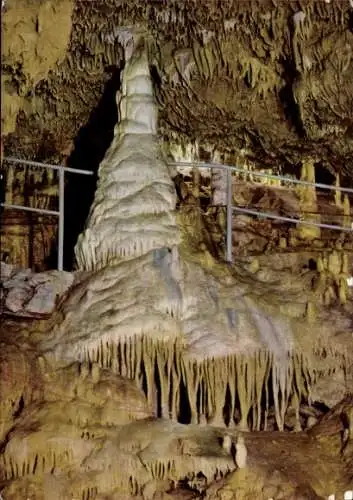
[0,262,75,317]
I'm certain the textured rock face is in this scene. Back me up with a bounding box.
[3,0,353,181]
[1,0,73,135]
[0,343,35,443]
[1,262,74,316]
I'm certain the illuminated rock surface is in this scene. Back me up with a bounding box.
[1,21,353,500]
[1,263,74,316]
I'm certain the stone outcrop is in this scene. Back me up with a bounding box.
[1,261,74,316]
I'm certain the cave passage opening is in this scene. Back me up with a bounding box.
[62,68,122,270]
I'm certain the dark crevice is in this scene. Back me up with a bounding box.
[154,359,162,418]
[222,385,232,427]
[279,81,306,139]
[279,46,306,138]
[314,161,336,185]
[348,10,353,32]
[150,64,162,91]
[13,394,25,419]
[58,68,121,270]
[178,379,191,424]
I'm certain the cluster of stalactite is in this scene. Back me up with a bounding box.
[58,0,352,115]
[0,351,238,497]
[3,162,58,209]
[0,162,59,266]
[316,250,350,306]
[3,0,353,177]
[76,335,313,432]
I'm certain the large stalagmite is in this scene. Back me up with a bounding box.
[40,37,352,434]
[75,39,180,271]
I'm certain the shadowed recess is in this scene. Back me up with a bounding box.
[63,68,121,270]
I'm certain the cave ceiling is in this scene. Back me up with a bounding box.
[2,0,353,181]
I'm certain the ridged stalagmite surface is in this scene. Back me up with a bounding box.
[43,248,345,431]
[75,39,180,271]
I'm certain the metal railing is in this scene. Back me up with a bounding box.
[1,156,352,269]
[169,161,353,263]
[169,160,353,194]
[1,157,94,271]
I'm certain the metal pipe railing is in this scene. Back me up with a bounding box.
[3,156,93,176]
[233,206,353,233]
[58,167,65,271]
[1,156,352,269]
[170,160,353,263]
[1,157,94,271]
[226,168,233,263]
[0,203,60,216]
[169,160,353,194]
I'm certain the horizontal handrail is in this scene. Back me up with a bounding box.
[0,202,59,216]
[233,206,353,232]
[1,156,352,270]
[1,157,94,271]
[3,156,94,176]
[169,161,353,194]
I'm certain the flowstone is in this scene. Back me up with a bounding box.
[1,36,353,500]
[40,38,352,434]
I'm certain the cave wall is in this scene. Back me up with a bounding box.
[1,0,73,135]
[2,0,353,174]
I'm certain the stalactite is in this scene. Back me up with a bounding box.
[343,194,351,228]
[208,359,227,426]
[297,159,321,240]
[236,357,251,430]
[254,350,269,430]
[334,174,343,209]
[227,357,237,427]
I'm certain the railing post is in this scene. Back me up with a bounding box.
[226,168,232,263]
[58,167,65,271]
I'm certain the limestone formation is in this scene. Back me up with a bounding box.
[222,434,232,455]
[1,6,353,499]
[297,159,321,241]
[37,39,352,441]
[235,435,247,469]
[1,0,74,135]
[1,262,74,316]
[75,38,179,271]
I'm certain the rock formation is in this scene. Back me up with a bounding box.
[0,262,74,316]
[1,31,353,499]
[1,2,353,499]
[1,0,73,135]
[75,37,180,271]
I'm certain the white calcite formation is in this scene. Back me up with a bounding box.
[2,38,353,500]
[235,434,247,469]
[1,261,74,316]
[75,40,179,271]
[40,38,352,435]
